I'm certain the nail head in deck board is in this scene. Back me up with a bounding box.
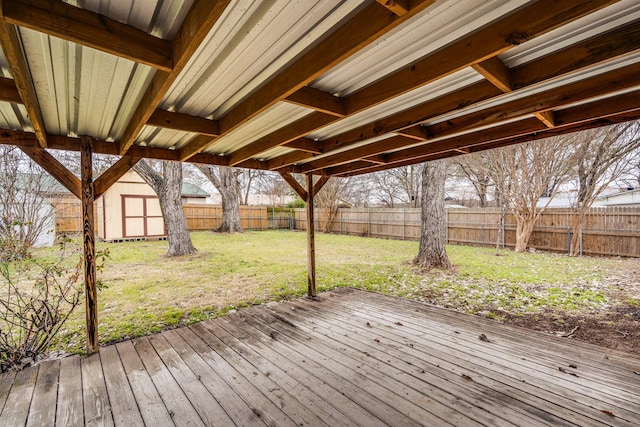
[56,355,84,427]
[26,360,60,427]
[148,333,234,426]
[99,346,144,427]
[161,329,264,426]
[0,366,38,426]
[81,352,114,426]
[179,325,299,427]
[114,341,174,426]
[132,337,206,427]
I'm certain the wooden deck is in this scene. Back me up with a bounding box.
[0,288,639,426]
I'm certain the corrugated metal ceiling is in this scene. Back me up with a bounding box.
[203,101,314,155]
[311,0,530,96]
[162,0,369,119]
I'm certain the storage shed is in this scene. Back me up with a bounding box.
[96,171,208,241]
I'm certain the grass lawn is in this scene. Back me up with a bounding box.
[23,230,639,355]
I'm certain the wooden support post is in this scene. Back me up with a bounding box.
[81,136,98,354]
[305,174,316,298]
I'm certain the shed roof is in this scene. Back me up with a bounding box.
[0,0,639,179]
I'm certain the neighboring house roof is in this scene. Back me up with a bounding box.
[601,188,640,206]
[181,182,210,198]
[11,173,70,195]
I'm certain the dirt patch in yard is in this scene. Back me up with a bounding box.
[412,256,640,357]
[493,257,640,357]
[499,305,640,356]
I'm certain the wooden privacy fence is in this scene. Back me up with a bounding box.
[294,207,640,257]
[51,200,271,234]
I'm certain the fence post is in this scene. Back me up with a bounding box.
[402,208,406,241]
[339,208,343,235]
[290,208,294,230]
[445,209,448,244]
[481,224,485,246]
[368,207,371,237]
[567,227,572,255]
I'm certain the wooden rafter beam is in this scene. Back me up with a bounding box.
[363,155,387,165]
[283,138,323,154]
[312,176,331,197]
[339,109,640,177]
[472,56,512,92]
[328,92,640,176]
[511,20,640,90]
[424,62,640,140]
[0,128,280,172]
[284,86,346,117]
[376,0,410,16]
[3,0,173,71]
[94,154,142,198]
[19,146,81,198]
[0,76,21,104]
[535,110,555,128]
[147,110,219,136]
[267,20,640,170]
[299,135,416,173]
[179,0,436,160]
[119,0,231,155]
[279,172,307,200]
[265,151,314,171]
[224,112,336,166]
[345,0,617,114]
[0,15,47,147]
[394,126,428,141]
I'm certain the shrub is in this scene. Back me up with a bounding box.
[0,237,107,371]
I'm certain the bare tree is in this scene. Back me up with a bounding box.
[451,160,491,207]
[134,160,196,256]
[567,122,640,256]
[369,165,422,207]
[197,165,243,233]
[0,147,55,258]
[473,138,574,252]
[414,160,452,270]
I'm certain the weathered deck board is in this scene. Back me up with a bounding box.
[26,360,59,427]
[0,288,638,426]
[56,355,84,427]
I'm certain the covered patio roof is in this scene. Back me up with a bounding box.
[1,0,639,354]
[0,0,639,179]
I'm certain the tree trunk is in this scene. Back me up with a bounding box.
[513,212,535,252]
[414,160,452,270]
[197,165,243,233]
[135,160,196,256]
[569,210,586,256]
